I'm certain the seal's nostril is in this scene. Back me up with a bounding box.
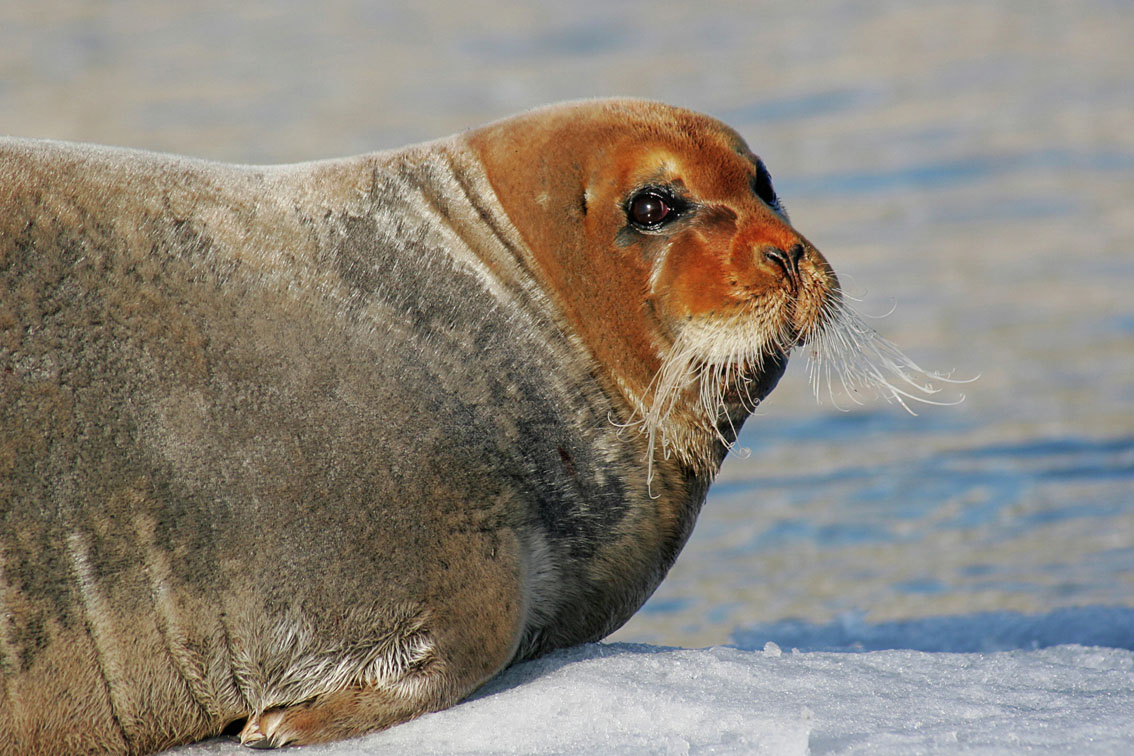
[761,243,805,279]
[761,246,794,278]
[787,243,804,270]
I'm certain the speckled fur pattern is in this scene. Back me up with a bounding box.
[0,99,837,753]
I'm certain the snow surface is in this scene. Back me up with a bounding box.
[168,607,1134,755]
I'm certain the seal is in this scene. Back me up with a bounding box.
[0,99,951,754]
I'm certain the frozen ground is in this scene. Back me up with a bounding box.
[170,607,1134,755]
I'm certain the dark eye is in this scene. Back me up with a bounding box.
[752,160,777,206]
[627,190,675,228]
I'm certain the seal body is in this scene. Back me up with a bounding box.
[0,99,837,753]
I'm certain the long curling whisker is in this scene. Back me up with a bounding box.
[805,291,974,415]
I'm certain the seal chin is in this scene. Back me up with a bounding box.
[633,316,795,477]
[711,348,789,428]
[739,348,789,404]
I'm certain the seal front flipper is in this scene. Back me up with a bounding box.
[239,710,287,749]
[232,627,484,749]
[238,688,427,748]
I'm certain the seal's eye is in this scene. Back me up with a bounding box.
[627,190,676,228]
[752,161,777,207]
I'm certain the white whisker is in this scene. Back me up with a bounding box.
[613,281,969,495]
[805,292,974,416]
[625,306,797,489]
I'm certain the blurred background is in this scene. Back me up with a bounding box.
[4,0,1131,648]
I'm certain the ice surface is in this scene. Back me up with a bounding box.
[167,608,1134,756]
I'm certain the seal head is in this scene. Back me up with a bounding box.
[468,99,836,472]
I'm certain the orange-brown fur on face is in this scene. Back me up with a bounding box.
[467,99,838,467]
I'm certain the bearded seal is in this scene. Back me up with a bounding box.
[0,99,951,754]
